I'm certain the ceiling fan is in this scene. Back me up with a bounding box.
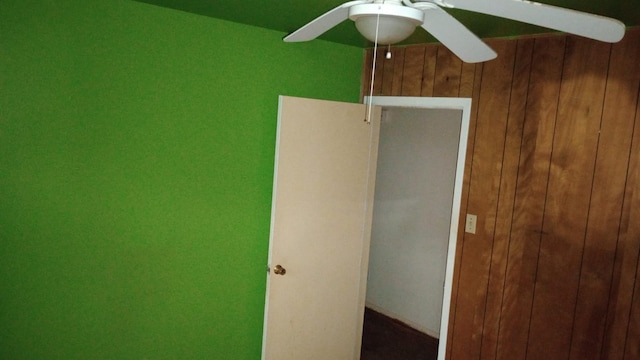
[284,0,626,63]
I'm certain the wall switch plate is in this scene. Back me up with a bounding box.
[465,214,477,234]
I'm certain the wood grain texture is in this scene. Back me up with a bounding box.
[433,48,462,97]
[367,48,386,96]
[602,33,640,359]
[361,48,373,100]
[389,47,405,96]
[527,35,611,360]
[496,35,566,360]
[449,39,517,360]
[480,38,533,360]
[401,46,426,96]
[362,48,388,97]
[570,29,640,360]
[420,46,438,97]
[458,62,476,99]
[362,27,640,360]
[447,58,482,360]
[381,47,395,96]
[623,113,640,360]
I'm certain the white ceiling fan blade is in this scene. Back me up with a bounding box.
[284,0,371,42]
[441,0,625,42]
[420,6,497,63]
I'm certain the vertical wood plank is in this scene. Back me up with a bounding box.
[420,45,438,97]
[602,28,640,360]
[381,46,395,95]
[390,47,405,96]
[495,35,566,360]
[449,40,517,360]
[447,60,481,360]
[602,31,640,360]
[401,45,426,96]
[627,271,640,359]
[570,28,640,360]
[362,48,373,101]
[458,62,476,98]
[526,36,611,360]
[373,49,384,95]
[433,47,463,97]
[364,47,386,96]
[620,67,640,360]
[480,38,534,360]
[623,105,640,359]
[621,97,640,360]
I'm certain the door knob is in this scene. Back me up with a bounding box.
[273,264,286,275]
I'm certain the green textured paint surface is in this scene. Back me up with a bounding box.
[0,0,363,358]
[135,0,640,47]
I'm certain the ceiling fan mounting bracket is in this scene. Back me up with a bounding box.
[348,3,425,24]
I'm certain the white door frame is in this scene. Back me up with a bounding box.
[365,96,471,360]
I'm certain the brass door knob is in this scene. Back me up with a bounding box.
[273,264,286,275]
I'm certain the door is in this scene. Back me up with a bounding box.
[261,96,381,360]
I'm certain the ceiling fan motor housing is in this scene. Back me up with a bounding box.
[349,3,425,44]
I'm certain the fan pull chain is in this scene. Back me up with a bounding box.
[364,9,382,124]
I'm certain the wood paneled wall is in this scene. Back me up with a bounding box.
[363,27,640,360]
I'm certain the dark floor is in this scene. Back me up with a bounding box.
[360,307,439,360]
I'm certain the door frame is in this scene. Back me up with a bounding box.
[365,96,471,360]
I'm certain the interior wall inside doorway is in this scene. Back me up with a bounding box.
[366,107,462,338]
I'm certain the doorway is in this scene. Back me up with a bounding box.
[362,97,470,360]
[261,96,470,360]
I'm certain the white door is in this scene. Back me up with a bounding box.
[261,96,381,360]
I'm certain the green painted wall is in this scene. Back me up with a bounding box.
[0,0,363,358]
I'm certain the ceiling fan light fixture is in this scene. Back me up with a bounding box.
[349,4,424,45]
